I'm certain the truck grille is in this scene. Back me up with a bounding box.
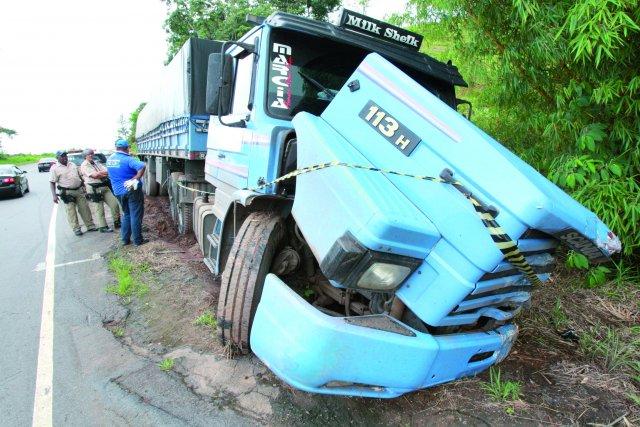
[437,230,557,328]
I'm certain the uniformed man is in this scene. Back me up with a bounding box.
[50,150,97,236]
[80,148,121,232]
[107,140,147,246]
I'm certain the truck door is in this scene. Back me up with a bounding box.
[206,33,260,190]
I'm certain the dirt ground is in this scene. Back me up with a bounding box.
[105,196,639,426]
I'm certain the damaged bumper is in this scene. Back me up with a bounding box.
[250,274,518,398]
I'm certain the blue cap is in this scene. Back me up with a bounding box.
[55,150,67,157]
[115,139,129,148]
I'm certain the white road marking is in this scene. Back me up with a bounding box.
[33,253,101,272]
[32,204,58,427]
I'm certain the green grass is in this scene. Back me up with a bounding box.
[194,311,217,330]
[481,367,521,402]
[579,325,640,373]
[112,327,125,338]
[550,298,569,330]
[158,358,175,372]
[0,153,55,165]
[105,255,149,299]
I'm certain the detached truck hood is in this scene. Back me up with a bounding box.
[290,53,620,325]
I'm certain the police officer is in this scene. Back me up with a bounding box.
[80,148,121,232]
[107,140,147,246]
[50,150,97,236]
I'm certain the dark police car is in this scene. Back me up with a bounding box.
[0,164,29,197]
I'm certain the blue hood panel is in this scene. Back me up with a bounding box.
[291,53,620,326]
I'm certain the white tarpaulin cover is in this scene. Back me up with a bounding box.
[136,38,223,138]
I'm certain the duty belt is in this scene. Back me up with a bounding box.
[57,185,82,191]
[88,182,109,190]
[56,186,78,204]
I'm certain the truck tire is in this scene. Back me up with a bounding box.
[177,202,193,235]
[144,164,159,196]
[217,211,285,354]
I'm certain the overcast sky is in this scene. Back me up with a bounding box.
[0,0,407,155]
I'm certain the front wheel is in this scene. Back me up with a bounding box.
[217,211,285,354]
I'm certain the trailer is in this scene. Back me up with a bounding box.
[136,10,621,397]
[136,38,221,233]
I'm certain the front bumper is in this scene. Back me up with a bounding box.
[251,274,518,398]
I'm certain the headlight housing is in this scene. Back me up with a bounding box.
[320,232,421,291]
[356,263,413,291]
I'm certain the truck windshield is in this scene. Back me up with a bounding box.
[266,29,368,119]
[266,29,457,120]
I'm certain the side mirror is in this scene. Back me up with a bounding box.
[206,53,233,115]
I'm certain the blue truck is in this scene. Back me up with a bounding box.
[136,10,621,398]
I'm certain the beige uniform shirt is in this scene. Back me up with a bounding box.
[80,160,108,185]
[50,162,83,189]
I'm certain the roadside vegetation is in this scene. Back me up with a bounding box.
[481,367,521,402]
[194,311,217,332]
[0,153,55,165]
[397,0,639,262]
[158,357,175,372]
[105,254,149,301]
[112,327,125,338]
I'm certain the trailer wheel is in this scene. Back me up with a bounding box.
[177,203,193,235]
[217,211,285,354]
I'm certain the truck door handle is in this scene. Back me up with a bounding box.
[217,153,225,159]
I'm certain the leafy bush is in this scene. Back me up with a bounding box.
[572,176,640,257]
[404,0,640,272]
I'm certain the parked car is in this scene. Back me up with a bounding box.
[67,151,106,166]
[37,157,57,172]
[0,165,29,197]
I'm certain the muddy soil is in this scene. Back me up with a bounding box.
[106,196,639,426]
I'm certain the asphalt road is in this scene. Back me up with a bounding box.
[0,164,249,426]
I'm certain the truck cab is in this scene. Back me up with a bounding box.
[203,11,465,273]
[137,10,620,398]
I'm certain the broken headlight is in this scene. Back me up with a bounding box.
[320,231,421,291]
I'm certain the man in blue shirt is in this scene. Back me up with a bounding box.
[107,139,147,246]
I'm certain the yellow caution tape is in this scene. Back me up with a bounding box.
[176,161,543,285]
[175,182,216,196]
[249,161,543,286]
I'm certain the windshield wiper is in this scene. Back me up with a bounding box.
[298,70,335,101]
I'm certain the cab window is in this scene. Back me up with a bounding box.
[231,29,261,116]
[232,53,255,115]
